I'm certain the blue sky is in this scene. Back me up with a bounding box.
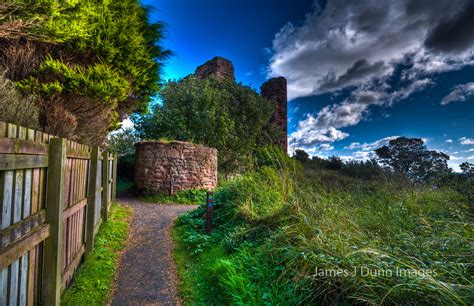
[142,0,474,171]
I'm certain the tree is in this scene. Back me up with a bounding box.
[293,149,310,163]
[459,162,474,209]
[460,162,474,181]
[375,137,450,183]
[327,156,344,171]
[133,75,279,174]
[105,128,140,157]
[0,0,170,144]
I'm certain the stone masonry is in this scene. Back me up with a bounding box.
[261,77,288,153]
[195,56,235,81]
[134,141,217,195]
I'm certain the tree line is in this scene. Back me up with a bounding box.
[294,137,474,208]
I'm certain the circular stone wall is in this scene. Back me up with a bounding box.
[134,141,217,195]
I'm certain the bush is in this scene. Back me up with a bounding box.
[0,70,39,128]
[0,0,170,144]
[133,75,280,174]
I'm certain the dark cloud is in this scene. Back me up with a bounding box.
[425,1,474,54]
[318,59,386,91]
[271,0,474,150]
[270,0,472,100]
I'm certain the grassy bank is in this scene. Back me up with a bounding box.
[61,203,132,305]
[173,156,473,304]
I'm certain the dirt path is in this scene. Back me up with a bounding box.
[111,195,197,306]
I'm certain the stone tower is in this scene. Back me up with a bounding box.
[261,77,288,153]
[195,56,235,81]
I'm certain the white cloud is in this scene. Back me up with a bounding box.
[441,82,474,105]
[289,114,349,148]
[465,148,474,152]
[445,139,453,143]
[289,143,335,157]
[352,151,372,160]
[304,143,335,154]
[459,137,474,145]
[468,155,474,160]
[345,136,400,151]
[448,161,462,172]
[318,143,335,151]
[338,150,375,162]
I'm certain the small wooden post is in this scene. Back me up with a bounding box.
[111,153,118,202]
[206,191,214,233]
[101,151,110,221]
[42,138,66,306]
[86,146,99,256]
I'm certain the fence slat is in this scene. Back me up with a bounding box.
[112,154,117,202]
[19,252,28,306]
[101,152,110,221]
[0,266,7,305]
[86,146,100,257]
[10,259,19,306]
[42,138,66,306]
[27,247,35,306]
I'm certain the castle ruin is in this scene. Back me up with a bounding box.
[194,56,288,153]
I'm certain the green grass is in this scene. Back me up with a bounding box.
[61,203,132,306]
[173,163,474,305]
[140,189,207,205]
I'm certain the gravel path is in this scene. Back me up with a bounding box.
[111,195,197,306]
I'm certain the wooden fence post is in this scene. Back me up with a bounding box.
[86,146,99,256]
[206,191,214,233]
[42,138,66,306]
[111,153,118,202]
[101,151,110,221]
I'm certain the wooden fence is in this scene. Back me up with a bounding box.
[0,121,117,306]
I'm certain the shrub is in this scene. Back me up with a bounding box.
[0,0,170,145]
[0,70,39,128]
[133,75,280,174]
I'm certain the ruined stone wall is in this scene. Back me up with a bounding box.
[195,56,235,81]
[261,77,288,153]
[134,141,217,195]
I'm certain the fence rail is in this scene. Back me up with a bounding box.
[0,121,117,306]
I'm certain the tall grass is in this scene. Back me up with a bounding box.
[174,148,473,305]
